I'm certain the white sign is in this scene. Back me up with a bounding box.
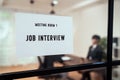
[15,13,73,57]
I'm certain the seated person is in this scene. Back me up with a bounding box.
[82,35,105,80]
[87,35,104,62]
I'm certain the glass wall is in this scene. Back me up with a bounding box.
[112,66,120,80]
[112,0,120,61]
[112,0,120,80]
[0,0,109,80]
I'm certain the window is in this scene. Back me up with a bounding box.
[0,0,119,80]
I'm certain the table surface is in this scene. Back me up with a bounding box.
[62,55,106,72]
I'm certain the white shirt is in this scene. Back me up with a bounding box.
[89,44,97,60]
[91,44,97,51]
[40,56,44,63]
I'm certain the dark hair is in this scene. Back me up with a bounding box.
[92,35,101,40]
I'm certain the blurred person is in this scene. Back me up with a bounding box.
[82,35,105,80]
[87,35,104,62]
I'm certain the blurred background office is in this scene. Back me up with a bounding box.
[0,0,120,80]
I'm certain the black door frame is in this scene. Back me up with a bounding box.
[0,0,119,80]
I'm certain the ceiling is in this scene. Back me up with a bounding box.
[0,0,107,15]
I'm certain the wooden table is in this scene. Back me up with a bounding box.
[62,54,106,80]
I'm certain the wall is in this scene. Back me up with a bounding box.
[113,0,120,37]
[69,0,120,57]
[68,2,108,57]
[0,11,38,66]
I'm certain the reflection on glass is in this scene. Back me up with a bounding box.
[113,0,120,60]
[112,66,120,80]
[0,11,17,68]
